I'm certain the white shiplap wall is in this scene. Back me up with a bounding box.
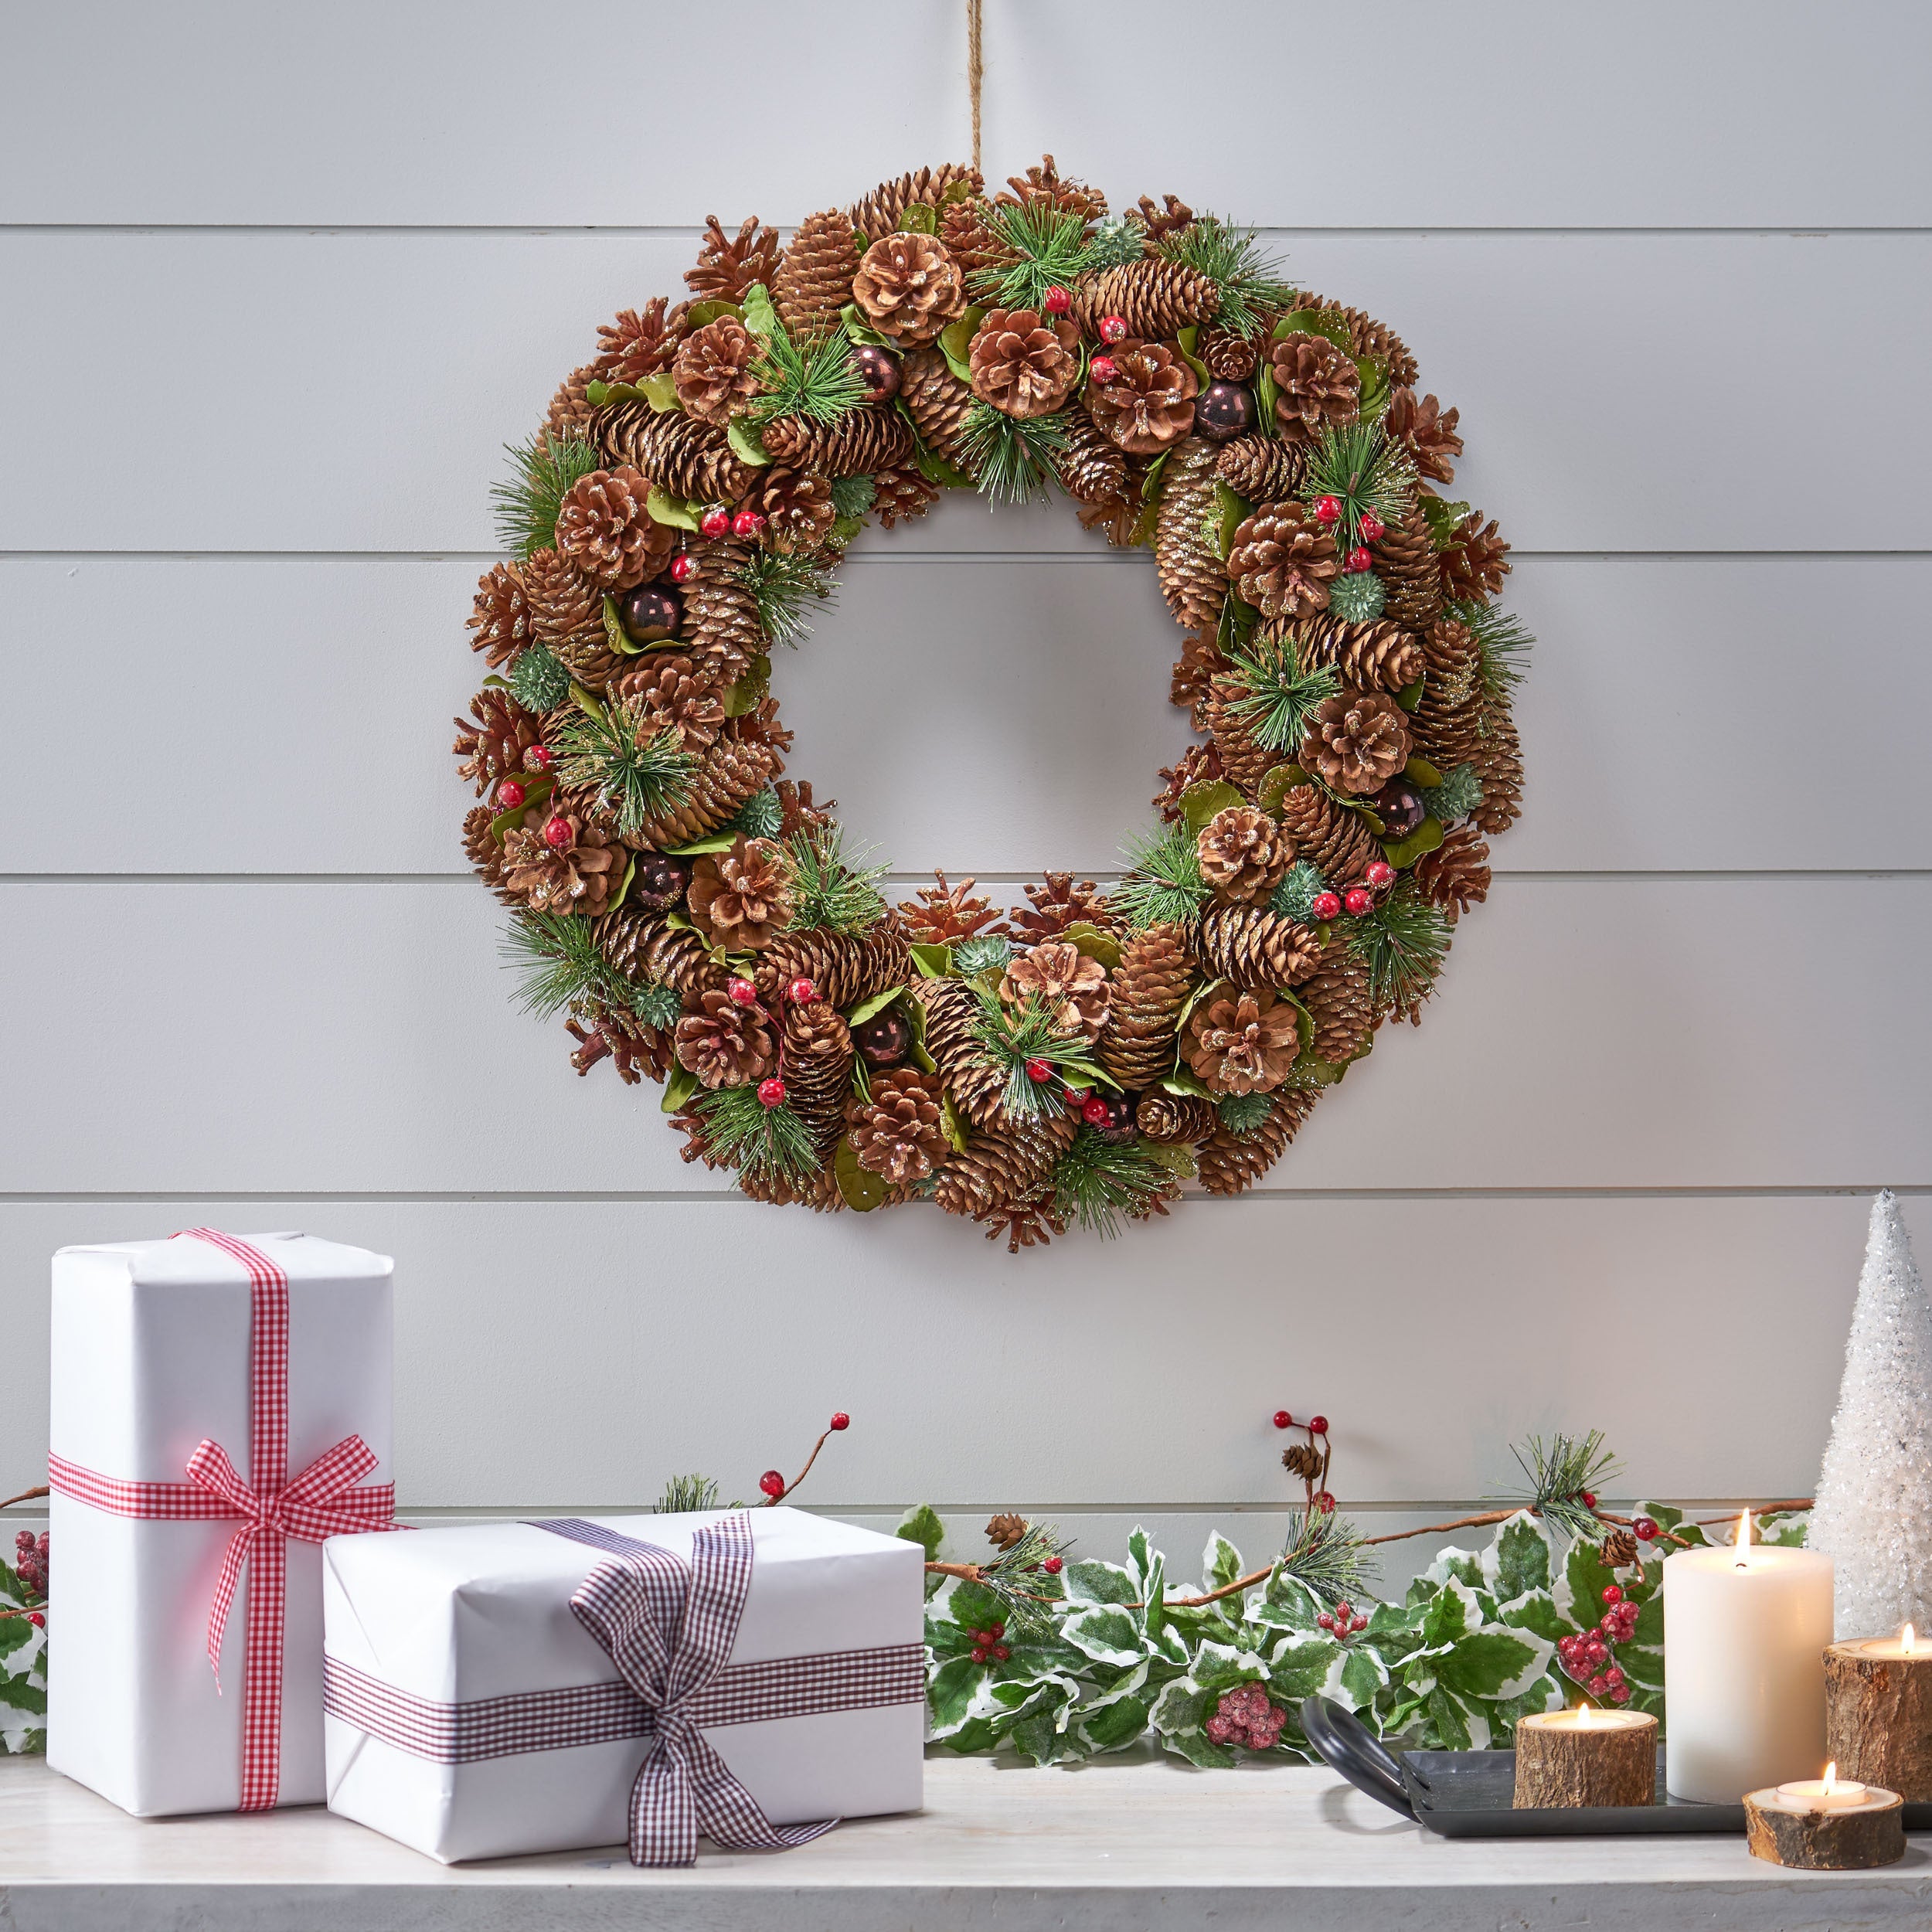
[4,1,1930,1580]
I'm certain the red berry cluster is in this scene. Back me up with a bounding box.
[1205,1682,1284,1750]
[967,1620,1011,1665]
[1556,1583,1638,1703]
[1317,1598,1367,1637]
[13,1529,47,1624]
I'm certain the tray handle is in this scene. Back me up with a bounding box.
[1300,1696,1414,1819]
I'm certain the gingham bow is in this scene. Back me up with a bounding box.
[547,1513,838,1868]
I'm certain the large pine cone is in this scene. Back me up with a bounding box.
[672,317,758,425]
[599,909,715,995]
[1134,1090,1216,1144]
[1410,618,1481,772]
[1301,690,1411,794]
[1154,438,1224,632]
[685,215,781,302]
[773,209,859,346]
[522,546,604,650]
[1371,495,1443,632]
[593,401,756,505]
[1053,408,1129,509]
[1226,502,1339,620]
[1412,821,1492,922]
[1385,389,1463,485]
[760,406,912,477]
[756,468,836,553]
[1097,923,1195,1088]
[1198,804,1291,903]
[897,872,1009,945]
[1075,259,1218,338]
[687,835,794,950]
[1001,940,1109,1043]
[679,539,764,685]
[1216,434,1307,504]
[917,975,1009,1128]
[1274,785,1383,887]
[610,653,727,746]
[468,562,530,668]
[461,804,516,903]
[502,806,621,915]
[737,1163,850,1212]
[851,164,983,243]
[872,466,941,526]
[1087,341,1199,455]
[554,467,675,590]
[1281,614,1421,692]
[1440,512,1512,599]
[1298,939,1372,1063]
[933,1111,1077,1219]
[631,736,775,849]
[1471,706,1525,836]
[1202,683,1277,794]
[1192,904,1321,988]
[1283,293,1418,390]
[852,233,964,346]
[453,689,541,794]
[900,346,975,465]
[783,999,855,1155]
[594,298,687,383]
[1185,988,1300,1096]
[1269,334,1360,443]
[848,1069,951,1182]
[546,366,604,448]
[754,922,909,1012]
[674,987,775,1089]
[1196,1086,1321,1196]
[968,308,1081,418]
[1012,872,1114,943]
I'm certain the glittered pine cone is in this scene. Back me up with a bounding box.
[1184,988,1301,1097]
[685,216,781,303]
[1196,1087,1320,1196]
[1197,804,1291,903]
[1011,872,1113,944]
[1199,321,1261,380]
[453,689,541,794]
[1001,940,1110,1043]
[1371,495,1443,633]
[851,232,965,346]
[501,807,621,915]
[1192,903,1321,988]
[851,164,985,243]
[1134,1090,1215,1144]
[685,835,794,950]
[609,653,726,747]
[521,546,604,649]
[554,466,677,590]
[1297,938,1372,1063]
[1281,614,1423,692]
[672,316,759,424]
[968,308,1081,418]
[1216,433,1307,505]
[1412,821,1492,923]
[1226,502,1340,621]
[1075,259,1218,339]
[1274,784,1383,886]
[848,1069,951,1183]
[755,467,836,553]
[468,562,530,668]
[1086,340,1199,455]
[593,401,756,506]
[1097,922,1195,1089]
[679,538,764,685]
[759,406,913,478]
[872,466,941,527]
[1384,388,1464,485]
[896,871,1009,946]
[1301,689,1412,795]
[461,804,517,903]
[1283,292,1417,391]
[1053,408,1129,509]
[1440,512,1512,599]
[673,987,775,1090]
[782,999,855,1155]
[598,909,715,995]
[1268,333,1360,443]
[772,208,860,347]
[999,154,1107,222]
[899,346,975,466]
[594,298,688,383]
[932,1111,1078,1219]
[1154,438,1226,632]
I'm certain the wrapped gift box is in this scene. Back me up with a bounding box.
[322,1507,925,1863]
[48,1230,395,1816]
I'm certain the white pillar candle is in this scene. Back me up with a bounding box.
[1664,1510,1835,1803]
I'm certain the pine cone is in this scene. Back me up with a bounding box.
[850,164,984,243]
[1301,690,1411,794]
[1410,619,1481,772]
[1411,822,1492,923]
[549,628,626,696]
[1001,940,1109,1043]
[852,233,964,346]
[737,1164,849,1212]
[1274,784,1383,886]
[502,805,621,914]
[543,367,601,447]
[1076,259,1218,338]
[1371,496,1443,632]
[998,155,1107,222]
[773,208,859,346]
[1226,502,1339,620]
[679,539,764,685]
[687,835,794,950]
[1601,1529,1639,1570]
[631,736,775,849]
[848,1068,950,1182]
[782,999,854,1154]
[900,347,975,465]
[610,653,727,745]
[1268,334,1360,443]
[917,975,1008,1128]
[898,872,1009,944]
[468,562,530,668]
[1281,614,1421,692]
[1086,340,1198,455]
[1199,322,1260,380]
[522,546,604,651]
[933,1111,1077,1218]
[1130,192,1194,242]
[461,804,517,903]
[760,406,912,477]
[1012,872,1113,943]
[1185,988,1301,1096]
[1298,939,1372,1063]
[939,194,1014,284]
[1440,512,1511,600]
[872,466,940,526]
[1097,923,1194,1089]
[1471,705,1524,836]
[567,1003,672,1086]
[1203,684,1278,794]
[1052,408,1129,508]
[1385,389,1463,485]
[1154,438,1225,632]
[1172,624,1226,728]
[1192,904,1321,988]
[686,216,781,302]
[985,1512,1029,1552]
[599,909,716,995]
[1134,1090,1215,1144]
[593,401,755,505]
[968,308,1081,417]
[554,466,675,590]
[1282,293,1417,390]
[672,317,759,425]
[755,467,835,553]
[754,921,909,1011]
[1154,743,1223,821]
[1196,1087,1320,1196]
[595,298,687,383]
[453,689,541,794]
[1198,804,1291,903]
[1216,434,1307,504]
[674,986,775,1089]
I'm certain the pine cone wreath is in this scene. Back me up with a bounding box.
[917,975,1009,1128]
[599,909,716,995]
[1281,614,1421,692]
[852,233,965,346]
[899,347,976,465]
[1274,784,1383,886]
[610,653,727,746]
[897,870,1010,944]
[468,562,530,668]
[1086,340,1199,455]
[933,1111,1077,1219]
[1369,495,1443,632]
[1196,1087,1320,1196]
[755,467,836,553]
[1283,293,1418,390]
[679,539,764,685]
[1268,333,1360,442]
[1154,438,1226,632]
[674,986,776,1090]
[686,215,781,302]
[594,298,687,383]
[1012,872,1112,943]
[453,689,541,794]
[848,1069,951,1182]
[1215,433,1307,505]
[1001,940,1110,1043]
[672,317,759,425]
[755,922,909,1012]
[1226,502,1340,621]
[1076,259,1217,339]
[760,406,913,477]
[593,401,756,505]
[1298,939,1372,1063]
[1412,821,1492,922]
[1197,804,1291,903]
[1053,408,1130,510]
[522,546,604,650]
[461,804,518,902]
[783,999,855,1154]
[968,308,1082,418]
[1134,1090,1216,1144]
[773,208,859,346]
[1300,689,1411,794]
[1192,903,1321,988]
[543,366,601,447]
[1185,987,1300,1097]
[872,466,942,526]
[1384,388,1464,485]
[850,164,984,243]
[686,836,794,950]
[1097,922,1194,1088]
[554,466,675,590]
[1440,512,1512,599]
[502,806,621,915]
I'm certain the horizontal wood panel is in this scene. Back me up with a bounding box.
[7,555,1928,876]
[4,3,1927,228]
[2,878,1926,1195]
[2,1193,1920,1509]
[4,233,1927,554]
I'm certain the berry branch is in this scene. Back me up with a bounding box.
[757,1411,850,1505]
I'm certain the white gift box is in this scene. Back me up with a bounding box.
[47,1230,394,1817]
[321,1507,925,1863]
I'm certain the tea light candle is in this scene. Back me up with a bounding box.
[1825,1624,1932,1799]
[1774,1764,1867,1811]
[1514,1705,1657,1808]
[1745,1764,1905,1869]
[1662,1509,1835,1803]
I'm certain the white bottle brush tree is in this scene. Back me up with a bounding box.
[1808,1191,1932,1637]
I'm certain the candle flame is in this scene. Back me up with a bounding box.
[1735,1507,1752,1550]
[1824,1762,1837,1794]
[1905,1624,1917,1656]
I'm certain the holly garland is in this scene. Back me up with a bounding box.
[0,1494,49,1754]
[455,156,1529,1243]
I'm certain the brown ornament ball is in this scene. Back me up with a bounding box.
[1088,1093,1138,1144]
[851,1007,912,1069]
[1192,380,1257,444]
[849,342,903,402]
[630,852,691,911]
[617,583,682,645]
[1372,777,1427,839]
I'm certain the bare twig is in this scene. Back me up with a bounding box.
[1,1488,49,1514]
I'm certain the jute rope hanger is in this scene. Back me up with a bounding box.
[968,0,984,174]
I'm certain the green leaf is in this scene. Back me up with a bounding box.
[1404,756,1444,787]
[1063,1560,1138,1607]
[1161,1724,1235,1769]
[1180,780,1245,833]
[1257,764,1308,815]
[687,298,744,329]
[1253,362,1281,432]
[1213,482,1248,561]
[1161,1066,1216,1100]
[897,1503,945,1563]
[908,942,954,978]
[1175,331,1213,395]
[1381,818,1444,870]
[1266,1633,1343,1702]
[1075,1690,1151,1753]
[1140,1139,1198,1180]
[845,985,903,1026]
[1190,1641,1264,1695]
[1273,309,1354,352]
[940,1091,971,1157]
[1396,677,1423,713]
[834,1137,890,1211]
[1499,1590,1571,1644]
[1060,1606,1146,1668]
[840,302,893,349]
[1148,1676,1219,1735]
[1352,354,1390,421]
[646,486,701,531]
[927,1655,985,1732]
[721,654,772,718]
[664,830,740,855]
[1435,1629,1543,1701]
[1337,1646,1386,1711]
[938,307,986,385]
[1202,1533,1245,1596]
[1060,921,1122,971]
[1489,1512,1554,1600]
[659,1063,699,1115]
[1560,1536,1619,1631]
[726,415,772,467]
[896,202,937,236]
[738,284,779,339]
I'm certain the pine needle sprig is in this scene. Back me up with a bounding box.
[1155,214,1294,340]
[1418,763,1483,826]
[748,311,869,427]
[785,825,887,935]
[631,982,684,1029]
[958,401,1069,505]
[1296,422,1417,552]
[655,1474,721,1513]
[1084,214,1145,271]
[1272,1507,1379,1608]
[968,1520,1074,1638]
[1049,1127,1180,1239]
[725,784,785,840]
[971,202,1098,311]
[490,434,604,559]
[733,549,836,648]
[1110,821,1210,930]
[1219,642,1339,753]
[1216,1092,1275,1137]
[829,474,876,519]
[1447,597,1535,705]
[693,1083,819,1184]
[501,908,621,1019]
[1270,859,1329,923]
[1344,879,1451,1017]
[1493,1430,1621,1541]
[553,696,699,839]
[968,991,1097,1121]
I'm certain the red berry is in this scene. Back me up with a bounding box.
[731,509,767,539]
[1043,285,1072,316]
[1343,887,1373,916]
[1606,1666,1625,1685]
[528,743,553,769]
[757,1077,786,1108]
[1602,1585,1623,1605]
[1089,355,1118,385]
[758,1470,785,1498]
[1358,512,1386,543]
[991,1621,1005,1638]
[1611,1684,1633,1704]
[1274,1410,1294,1429]
[699,506,732,539]
[786,976,818,1005]
[1580,1491,1598,1510]
[970,1647,988,1664]
[829,1411,849,1430]
[1317,1491,1336,1513]
[543,814,573,850]
[14,1531,32,1549]
[1025,1057,1052,1082]
[1364,861,1394,889]
[1310,1416,1329,1434]
[1098,315,1128,344]
[668,552,696,583]
[27,1611,44,1628]
[1317,1612,1335,1631]
[1311,891,1342,921]
[993,1645,1010,1662]
[1587,1675,1608,1696]
[1313,495,1342,525]
[728,977,759,1005]
[1081,1095,1112,1126]
[1633,1516,1658,1541]
[1043,1556,1063,1574]
[498,778,526,809]
[1346,546,1372,573]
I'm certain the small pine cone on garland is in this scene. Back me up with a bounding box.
[985,1512,1029,1551]
[501,807,621,915]
[1470,706,1525,836]
[916,975,1009,1128]
[1172,623,1226,727]
[847,1069,951,1182]
[998,154,1107,222]
[1199,321,1260,380]
[1097,922,1195,1089]
[1134,1090,1216,1145]
[610,653,727,746]
[1281,614,1421,692]
[1412,821,1492,922]
[933,1111,1078,1219]
[672,317,759,425]
[1301,690,1412,795]
[522,546,604,651]
[852,233,965,346]
[1075,259,1218,339]
[1297,939,1372,1063]
[555,466,676,590]
[851,164,984,243]
[1226,502,1340,621]
[687,835,794,950]
[968,308,1082,418]
[544,366,602,447]
[760,406,913,478]
[1086,340,1199,455]
[468,562,529,668]
[1274,784,1383,886]
[1282,293,1418,391]
[1440,512,1512,600]
[1196,1086,1320,1196]
[1002,940,1109,1043]
[773,208,860,346]
[899,347,976,466]
[1198,804,1291,903]
[1052,408,1129,510]
[1601,1528,1639,1570]
[783,999,855,1154]
[1384,388,1464,485]
[1371,496,1444,632]
[453,689,541,794]
[595,298,687,383]
[593,401,756,505]
[686,215,781,302]
[1153,743,1223,821]
[754,920,910,1012]
[872,466,941,526]
[1154,438,1226,634]
[897,870,1010,944]
[1268,333,1360,443]
[1202,685,1278,795]
[631,736,776,849]
[599,909,716,996]
[755,467,836,553]
[679,539,764,685]
[461,804,517,903]
[1192,904,1321,988]
[674,987,776,1090]
[1012,872,1113,942]
[1185,987,1301,1097]
[1216,434,1308,505]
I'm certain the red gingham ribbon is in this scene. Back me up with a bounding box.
[46,1229,400,1810]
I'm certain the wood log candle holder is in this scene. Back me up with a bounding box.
[1744,1781,1905,1869]
[1825,1635,1932,1801]
[1513,1709,1658,1808]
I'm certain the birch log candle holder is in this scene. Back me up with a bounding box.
[1825,1628,1932,1801]
[1513,1707,1658,1808]
[1743,1768,1905,1869]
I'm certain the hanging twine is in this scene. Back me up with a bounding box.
[967,0,984,175]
